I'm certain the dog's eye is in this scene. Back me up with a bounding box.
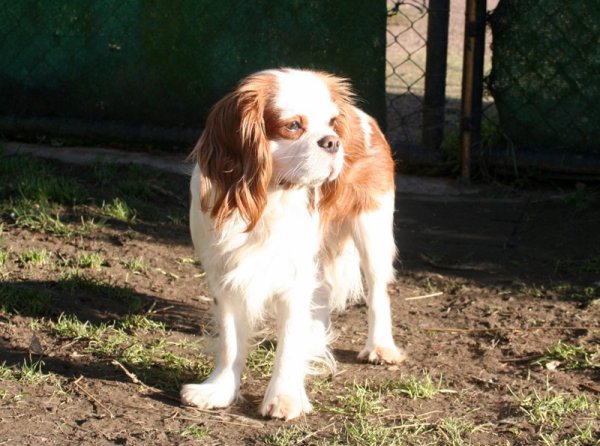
[286,121,301,131]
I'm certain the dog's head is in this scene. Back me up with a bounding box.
[192,68,354,231]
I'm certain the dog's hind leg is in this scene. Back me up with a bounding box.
[352,193,406,364]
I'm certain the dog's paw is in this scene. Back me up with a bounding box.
[180,382,237,409]
[358,344,407,365]
[260,393,313,420]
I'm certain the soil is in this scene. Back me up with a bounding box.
[0,154,599,445]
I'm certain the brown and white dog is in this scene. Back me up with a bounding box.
[181,68,405,420]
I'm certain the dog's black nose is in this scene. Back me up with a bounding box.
[318,135,340,154]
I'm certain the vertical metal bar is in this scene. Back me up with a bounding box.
[460,0,487,182]
[422,0,450,155]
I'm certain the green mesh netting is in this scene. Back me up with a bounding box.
[488,0,600,153]
[0,1,386,140]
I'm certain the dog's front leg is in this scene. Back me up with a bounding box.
[260,287,314,420]
[181,297,249,409]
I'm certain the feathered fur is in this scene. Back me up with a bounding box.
[181,68,405,421]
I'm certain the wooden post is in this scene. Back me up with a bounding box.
[422,0,450,156]
[460,0,486,183]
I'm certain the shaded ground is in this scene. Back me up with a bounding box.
[0,151,598,445]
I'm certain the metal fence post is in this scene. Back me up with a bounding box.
[460,0,486,182]
[422,0,450,155]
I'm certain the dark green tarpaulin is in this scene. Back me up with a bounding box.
[0,0,386,145]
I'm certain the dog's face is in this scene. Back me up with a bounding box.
[193,68,354,230]
[265,69,346,187]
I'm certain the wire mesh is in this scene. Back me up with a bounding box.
[486,0,600,155]
[386,0,429,148]
[0,1,386,144]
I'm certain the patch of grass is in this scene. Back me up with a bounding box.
[385,372,452,400]
[0,361,14,380]
[29,319,42,330]
[167,213,187,225]
[519,282,599,306]
[514,387,594,429]
[0,248,8,267]
[558,254,600,275]
[122,256,148,274]
[0,154,85,205]
[117,179,155,200]
[519,283,548,299]
[436,417,482,446]
[264,425,309,446]
[51,314,110,340]
[9,200,68,235]
[180,424,209,439]
[539,420,597,446]
[120,313,166,332]
[326,374,451,419]
[50,313,211,391]
[342,417,399,446]
[0,358,51,384]
[0,155,93,237]
[330,380,387,416]
[16,358,52,384]
[57,271,143,313]
[18,248,50,266]
[569,285,599,306]
[534,341,599,370]
[101,197,136,222]
[94,161,150,189]
[8,198,101,237]
[93,161,119,186]
[336,415,484,446]
[245,341,276,378]
[0,283,53,315]
[263,416,480,446]
[512,385,599,446]
[76,251,105,269]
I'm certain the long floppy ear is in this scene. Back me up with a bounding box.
[190,74,274,232]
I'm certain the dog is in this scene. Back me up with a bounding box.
[181,68,405,420]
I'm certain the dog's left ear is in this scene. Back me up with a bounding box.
[191,73,274,232]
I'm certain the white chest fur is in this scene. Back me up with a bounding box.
[189,165,319,321]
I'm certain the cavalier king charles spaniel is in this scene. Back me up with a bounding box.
[181,68,405,420]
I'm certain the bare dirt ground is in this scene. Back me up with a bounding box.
[0,152,598,445]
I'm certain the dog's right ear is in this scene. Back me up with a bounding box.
[190,73,275,232]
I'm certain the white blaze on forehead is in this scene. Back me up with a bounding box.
[271,69,339,121]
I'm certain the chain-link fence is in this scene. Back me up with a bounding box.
[385,0,469,165]
[2,0,599,175]
[387,0,600,177]
[386,1,428,149]
[486,0,600,156]
[0,0,386,146]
